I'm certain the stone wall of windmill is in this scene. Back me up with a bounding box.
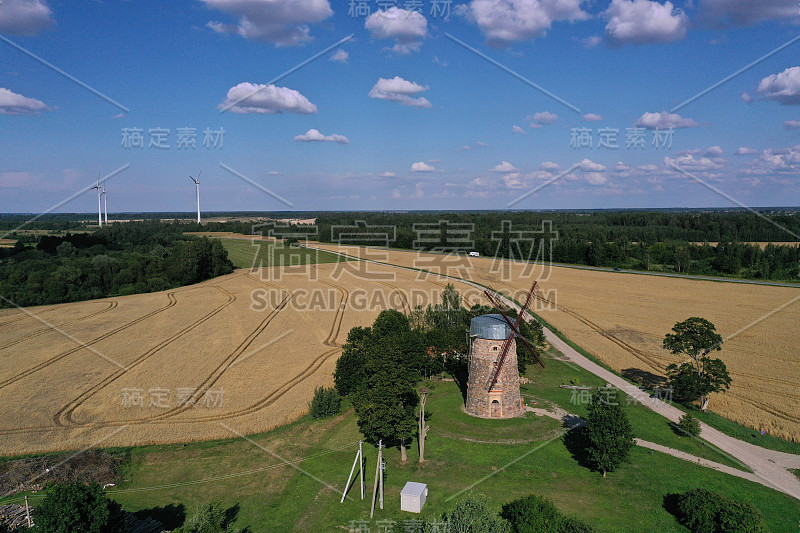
[465,314,524,419]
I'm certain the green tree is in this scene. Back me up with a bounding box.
[348,310,425,462]
[664,318,730,411]
[584,389,635,477]
[675,413,701,438]
[334,327,371,397]
[30,482,124,533]
[432,494,510,533]
[308,386,341,418]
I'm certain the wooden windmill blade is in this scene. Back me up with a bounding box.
[489,293,546,371]
[483,283,545,388]
[486,327,515,390]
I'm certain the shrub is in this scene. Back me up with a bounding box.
[309,386,341,419]
[501,494,595,533]
[433,494,510,533]
[674,489,768,533]
[675,413,701,438]
[715,501,768,533]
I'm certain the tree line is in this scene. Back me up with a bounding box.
[0,222,233,308]
[309,211,800,281]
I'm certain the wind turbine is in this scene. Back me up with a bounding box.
[102,186,108,225]
[190,170,202,224]
[91,173,102,227]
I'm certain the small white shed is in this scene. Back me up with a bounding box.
[400,482,428,513]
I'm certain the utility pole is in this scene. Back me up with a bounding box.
[341,441,364,503]
[25,495,32,527]
[370,440,382,518]
[419,390,429,463]
[359,440,365,500]
[379,451,384,510]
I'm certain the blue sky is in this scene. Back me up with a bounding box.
[1,0,799,213]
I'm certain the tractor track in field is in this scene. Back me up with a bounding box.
[0,301,119,351]
[318,281,348,347]
[61,275,294,427]
[728,393,800,425]
[378,282,411,315]
[1,276,349,433]
[135,278,347,425]
[533,292,668,373]
[0,291,182,391]
[0,305,65,327]
[146,278,348,424]
[53,286,236,428]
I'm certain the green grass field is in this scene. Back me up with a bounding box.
[216,238,346,269]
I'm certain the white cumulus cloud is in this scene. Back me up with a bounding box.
[604,0,688,45]
[784,119,800,129]
[735,147,758,155]
[369,76,432,108]
[584,172,608,185]
[579,158,606,172]
[635,111,699,129]
[503,172,525,189]
[491,161,518,173]
[365,7,427,54]
[530,111,558,125]
[0,0,54,35]
[293,128,349,144]
[411,161,435,172]
[0,87,50,115]
[582,113,602,121]
[219,83,317,114]
[458,0,590,48]
[202,0,333,45]
[330,49,349,63]
[582,35,602,48]
[512,125,527,134]
[757,67,800,106]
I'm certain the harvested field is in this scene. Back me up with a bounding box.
[0,259,474,456]
[309,244,800,442]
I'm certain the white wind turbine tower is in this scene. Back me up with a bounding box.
[190,170,202,224]
[102,185,108,224]
[91,173,103,227]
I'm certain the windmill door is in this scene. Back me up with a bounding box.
[491,399,501,417]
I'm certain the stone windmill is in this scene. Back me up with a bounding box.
[465,282,544,419]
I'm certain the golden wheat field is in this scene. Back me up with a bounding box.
[310,244,800,442]
[0,261,476,456]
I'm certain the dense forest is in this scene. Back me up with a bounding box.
[309,211,800,281]
[0,222,233,308]
[1,209,799,310]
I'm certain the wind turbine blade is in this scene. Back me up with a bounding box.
[197,169,202,181]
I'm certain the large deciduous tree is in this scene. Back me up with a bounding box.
[663,317,731,411]
[348,310,425,462]
[584,390,635,477]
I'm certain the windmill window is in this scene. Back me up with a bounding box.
[492,346,499,351]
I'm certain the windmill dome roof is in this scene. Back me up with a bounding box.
[470,314,512,340]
